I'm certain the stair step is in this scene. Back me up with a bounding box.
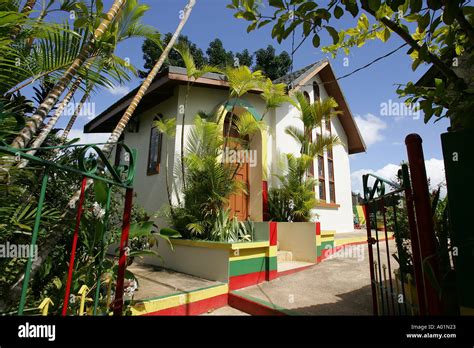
[277,250,293,262]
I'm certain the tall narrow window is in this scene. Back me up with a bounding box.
[327,120,336,203]
[147,115,163,175]
[317,152,326,201]
[313,81,320,102]
[303,91,315,179]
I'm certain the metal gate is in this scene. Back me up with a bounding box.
[362,134,446,316]
[0,141,136,316]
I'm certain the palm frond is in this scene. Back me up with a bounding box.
[234,111,265,139]
[225,65,265,97]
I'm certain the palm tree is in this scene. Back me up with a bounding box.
[61,84,93,141]
[10,0,126,150]
[285,91,341,160]
[153,118,177,206]
[174,42,221,190]
[268,92,343,222]
[9,0,37,40]
[1,0,197,311]
[18,0,160,160]
[100,0,197,158]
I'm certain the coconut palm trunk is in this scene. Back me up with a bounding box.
[101,0,196,157]
[0,0,197,312]
[9,0,125,150]
[10,0,37,39]
[16,77,82,168]
[61,87,92,141]
[72,0,196,201]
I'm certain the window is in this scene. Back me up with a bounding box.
[147,115,163,175]
[302,92,314,179]
[327,120,336,203]
[318,153,326,201]
[303,91,310,103]
[313,81,320,102]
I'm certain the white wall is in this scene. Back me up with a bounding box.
[273,75,354,233]
[122,88,179,227]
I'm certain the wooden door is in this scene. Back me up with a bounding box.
[224,113,249,220]
[229,161,249,220]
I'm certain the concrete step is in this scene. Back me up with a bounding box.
[277,260,314,274]
[201,306,250,316]
[277,250,293,263]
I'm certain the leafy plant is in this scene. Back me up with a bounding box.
[267,91,341,222]
[270,154,318,222]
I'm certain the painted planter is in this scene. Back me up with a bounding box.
[144,222,277,291]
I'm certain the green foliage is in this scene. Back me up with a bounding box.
[267,91,340,222]
[270,154,317,222]
[140,33,207,77]
[140,34,291,80]
[235,49,254,67]
[206,38,235,68]
[168,115,243,240]
[254,45,292,80]
[228,0,474,129]
[0,132,171,313]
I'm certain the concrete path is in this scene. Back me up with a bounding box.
[233,240,396,315]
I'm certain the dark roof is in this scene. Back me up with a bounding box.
[273,60,326,85]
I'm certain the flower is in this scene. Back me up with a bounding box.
[92,202,105,219]
[124,279,138,297]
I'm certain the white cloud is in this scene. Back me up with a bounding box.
[351,158,446,196]
[354,113,387,147]
[66,129,110,145]
[108,85,130,96]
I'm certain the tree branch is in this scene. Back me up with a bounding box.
[361,1,466,88]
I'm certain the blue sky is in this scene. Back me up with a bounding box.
[30,0,448,193]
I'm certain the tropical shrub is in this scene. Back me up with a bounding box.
[268,154,317,222]
[166,115,254,242]
[267,92,341,222]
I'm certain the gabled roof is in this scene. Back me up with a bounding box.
[85,61,366,154]
[273,60,326,85]
[276,59,366,154]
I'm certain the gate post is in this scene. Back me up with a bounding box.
[363,197,378,316]
[405,134,443,315]
[401,164,427,316]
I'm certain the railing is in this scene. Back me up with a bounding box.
[0,141,136,316]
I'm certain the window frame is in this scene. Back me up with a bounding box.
[326,119,336,203]
[147,115,163,176]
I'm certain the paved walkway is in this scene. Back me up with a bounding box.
[233,240,395,315]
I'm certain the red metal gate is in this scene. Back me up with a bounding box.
[363,134,446,316]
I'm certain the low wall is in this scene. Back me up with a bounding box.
[143,222,277,290]
[316,226,336,262]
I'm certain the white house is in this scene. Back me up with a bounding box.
[84,59,366,234]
